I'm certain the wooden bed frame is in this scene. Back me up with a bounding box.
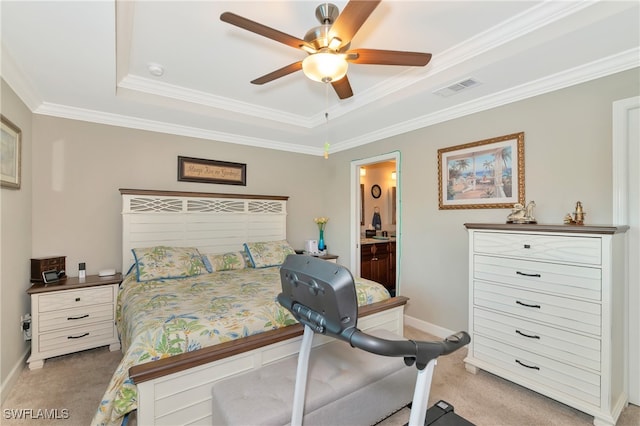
[119,188,408,425]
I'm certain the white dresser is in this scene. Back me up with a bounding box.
[27,274,122,369]
[464,224,628,426]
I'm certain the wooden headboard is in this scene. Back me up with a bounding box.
[120,189,289,272]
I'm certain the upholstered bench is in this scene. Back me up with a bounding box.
[212,329,416,425]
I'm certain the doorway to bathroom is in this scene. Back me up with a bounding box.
[350,151,400,296]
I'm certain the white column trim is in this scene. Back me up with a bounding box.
[612,96,640,405]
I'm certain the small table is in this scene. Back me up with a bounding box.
[311,253,339,263]
[295,251,339,263]
[26,274,122,369]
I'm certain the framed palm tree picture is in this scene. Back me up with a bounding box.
[438,132,524,209]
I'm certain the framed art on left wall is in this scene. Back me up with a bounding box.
[1,115,22,189]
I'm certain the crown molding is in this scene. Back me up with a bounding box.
[30,48,639,158]
[117,74,314,128]
[35,102,320,156]
[1,42,42,111]
[332,48,640,154]
[21,48,640,158]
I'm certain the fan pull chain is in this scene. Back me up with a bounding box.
[324,112,330,159]
[324,83,330,159]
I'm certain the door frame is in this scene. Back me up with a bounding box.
[350,151,401,292]
[612,95,639,404]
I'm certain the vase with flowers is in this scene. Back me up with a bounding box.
[314,217,329,252]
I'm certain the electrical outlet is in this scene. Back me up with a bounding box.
[21,314,32,341]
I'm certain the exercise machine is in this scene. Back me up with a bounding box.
[278,255,472,426]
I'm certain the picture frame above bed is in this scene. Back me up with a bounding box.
[178,156,247,186]
[438,132,524,210]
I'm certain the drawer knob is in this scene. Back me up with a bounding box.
[67,314,89,321]
[516,271,541,278]
[515,359,540,370]
[524,244,531,249]
[75,297,81,302]
[516,300,541,309]
[67,332,89,339]
[516,329,541,339]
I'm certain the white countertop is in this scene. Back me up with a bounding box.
[361,237,396,244]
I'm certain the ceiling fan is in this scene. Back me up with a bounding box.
[220,1,432,100]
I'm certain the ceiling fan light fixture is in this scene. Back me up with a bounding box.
[328,37,342,51]
[302,51,348,83]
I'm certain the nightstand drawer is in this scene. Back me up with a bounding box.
[39,321,115,353]
[473,232,601,265]
[39,287,113,312]
[39,304,114,332]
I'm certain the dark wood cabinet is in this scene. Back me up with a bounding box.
[361,241,395,295]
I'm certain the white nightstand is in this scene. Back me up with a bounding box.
[26,274,122,369]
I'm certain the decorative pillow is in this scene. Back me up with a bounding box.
[202,251,247,273]
[132,246,207,282]
[243,240,296,268]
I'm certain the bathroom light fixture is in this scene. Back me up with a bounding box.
[391,171,397,180]
[302,49,348,83]
[360,168,367,177]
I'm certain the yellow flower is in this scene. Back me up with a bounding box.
[314,217,329,231]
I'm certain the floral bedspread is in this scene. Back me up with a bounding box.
[92,266,390,426]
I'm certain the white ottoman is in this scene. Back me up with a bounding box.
[211,329,416,425]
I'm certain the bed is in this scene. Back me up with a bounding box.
[93,189,408,426]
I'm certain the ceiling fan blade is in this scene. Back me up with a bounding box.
[346,49,432,66]
[221,12,313,51]
[331,75,354,99]
[330,0,381,47]
[251,61,303,85]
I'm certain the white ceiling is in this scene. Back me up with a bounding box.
[1,1,639,156]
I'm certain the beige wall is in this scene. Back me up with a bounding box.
[31,117,330,276]
[328,68,640,332]
[0,80,32,402]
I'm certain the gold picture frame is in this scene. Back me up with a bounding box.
[1,115,22,189]
[178,156,247,186]
[438,132,524,209]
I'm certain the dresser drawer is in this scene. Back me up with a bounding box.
[473,335,600,407]
[38,287,113,312]
[473,232,601,265]
[474,281,600,335]
[38,321,115,353]
[473,308,600,371]
[39,304,114,333]
[474,255,601,300]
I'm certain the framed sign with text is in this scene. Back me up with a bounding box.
[178,156,247,186]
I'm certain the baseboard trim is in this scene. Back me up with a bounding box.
[0,347,30,405]
[404,315,455,339]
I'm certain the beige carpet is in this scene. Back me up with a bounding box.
[2,326,639,425]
